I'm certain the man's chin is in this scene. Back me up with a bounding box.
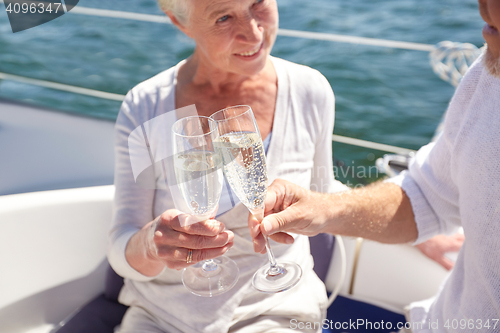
[484,45,500,79]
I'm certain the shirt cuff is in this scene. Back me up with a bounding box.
[330,180,350,193]
[385,172,441,245]
[108,227,166,282]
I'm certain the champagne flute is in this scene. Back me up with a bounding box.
[172,116,239,297]
[211,105,302,293]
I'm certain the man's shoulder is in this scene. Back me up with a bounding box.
[450,53,490,109]
[459,52,485,86]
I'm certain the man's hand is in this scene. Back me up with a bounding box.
[248,179,328,253]
[249,178,418,253]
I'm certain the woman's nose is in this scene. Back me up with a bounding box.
[236,17,263,43]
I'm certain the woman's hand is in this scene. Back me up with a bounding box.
[415,233,464,270]
[126,209,234,276]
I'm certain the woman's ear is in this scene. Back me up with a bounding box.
[165,11,193,38]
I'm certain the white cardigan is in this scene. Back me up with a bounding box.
[108,57,346,333]
[390,53,500,332]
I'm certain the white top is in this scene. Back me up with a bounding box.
[389,53,500,332]
[108,57,346,333]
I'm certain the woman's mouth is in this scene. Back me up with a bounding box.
[235,43,263,58]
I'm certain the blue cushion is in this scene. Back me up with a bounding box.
[323,295,406,332]
[55,295,128,333]
[309,233,335,282]
[104,265,125,302]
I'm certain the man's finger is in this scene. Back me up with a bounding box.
[253,232,266,253]
[269,232,295,245]
[260,208,298,236]
[263,187,278,215]
[248,213,262,239]
[249,211,294,253]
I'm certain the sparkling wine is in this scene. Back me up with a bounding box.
[216,132,268,211]
[211,106,301,294]
[174,151,223,216]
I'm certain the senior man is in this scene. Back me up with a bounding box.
[251,1,500,332]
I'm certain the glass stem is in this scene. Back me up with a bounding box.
[265,236,284,276]
[202,259,218,272]
[264,236,277,266]
[250,205,283,276]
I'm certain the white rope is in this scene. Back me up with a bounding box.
[429,41,483,87]
[0,72,125,101]
[332,134,415,154]
[326,235,347,308]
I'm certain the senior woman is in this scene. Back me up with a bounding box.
[108,0,346,332]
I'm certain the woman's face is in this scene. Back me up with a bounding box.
[182,0,279,77]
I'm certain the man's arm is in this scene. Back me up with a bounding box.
[251,179,418,251]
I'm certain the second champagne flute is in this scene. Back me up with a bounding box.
[172,116,239,297]
[211,105,302,293]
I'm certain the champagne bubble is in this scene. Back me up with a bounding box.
[217,132,267,210]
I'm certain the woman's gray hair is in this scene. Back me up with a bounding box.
[157,0,191,24]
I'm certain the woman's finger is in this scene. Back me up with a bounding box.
[176,218,226,236]
[158,242,234,270]
[156,210,226,236]
[155,229,234,249]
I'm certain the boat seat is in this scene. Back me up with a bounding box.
[55,234,337,332]
[0,186,448,333]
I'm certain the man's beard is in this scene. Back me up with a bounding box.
[484,44,500,79]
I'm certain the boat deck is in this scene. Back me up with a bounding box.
[0,98,115,196]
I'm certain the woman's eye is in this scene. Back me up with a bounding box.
[217,15,229,23]
[254,0,264,4]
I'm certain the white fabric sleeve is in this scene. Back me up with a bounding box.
[310,72,349,194]
[386,138,461,244]
[107,91,163,281]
